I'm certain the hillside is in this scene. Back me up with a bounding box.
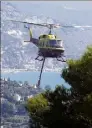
[1,78,42,128]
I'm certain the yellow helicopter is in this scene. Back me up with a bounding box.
[9,20,66,62]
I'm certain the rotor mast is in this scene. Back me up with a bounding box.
[49,25,52,34]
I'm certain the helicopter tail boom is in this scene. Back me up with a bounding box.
[24,38,38,46]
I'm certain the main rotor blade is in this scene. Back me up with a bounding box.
[6,19,55,28]
[61,25,92,29]
[5,19,92,29]
[6,19,63,29]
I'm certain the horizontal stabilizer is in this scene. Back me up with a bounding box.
[24,41,31,42]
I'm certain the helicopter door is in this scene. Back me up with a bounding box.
[44,40,49,47]
[38,39,48,47]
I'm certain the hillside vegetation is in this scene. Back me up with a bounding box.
[26,45,92,128]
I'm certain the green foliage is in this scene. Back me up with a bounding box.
[62,45,92,95]
[26,94,48,125]
[26,45,92,128]
[26,94,48,112]
[62,45,92,121]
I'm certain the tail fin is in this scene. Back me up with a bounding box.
[24,28,32,42]
[29,28,32,41]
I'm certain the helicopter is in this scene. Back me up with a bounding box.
[8,20,66,62]
[6,19,92,87]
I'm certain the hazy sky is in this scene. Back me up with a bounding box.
[9,1,92,14]
[7,1,92,23]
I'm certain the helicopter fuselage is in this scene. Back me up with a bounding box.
[31,34,65,58]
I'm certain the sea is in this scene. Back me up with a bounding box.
[1,71,70,89]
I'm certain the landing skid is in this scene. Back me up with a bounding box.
[56,57,66,62]
[35,56,44,61]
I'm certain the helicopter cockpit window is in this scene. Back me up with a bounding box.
[49,40,57,47]
[56,40,63,47]
[49,40,63,48]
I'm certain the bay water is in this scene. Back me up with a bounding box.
[1,71,70,89]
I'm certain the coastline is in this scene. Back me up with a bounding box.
[1,69,70,89]
[1,68,62,74]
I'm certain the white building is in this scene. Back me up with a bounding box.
[13,94,21,101]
